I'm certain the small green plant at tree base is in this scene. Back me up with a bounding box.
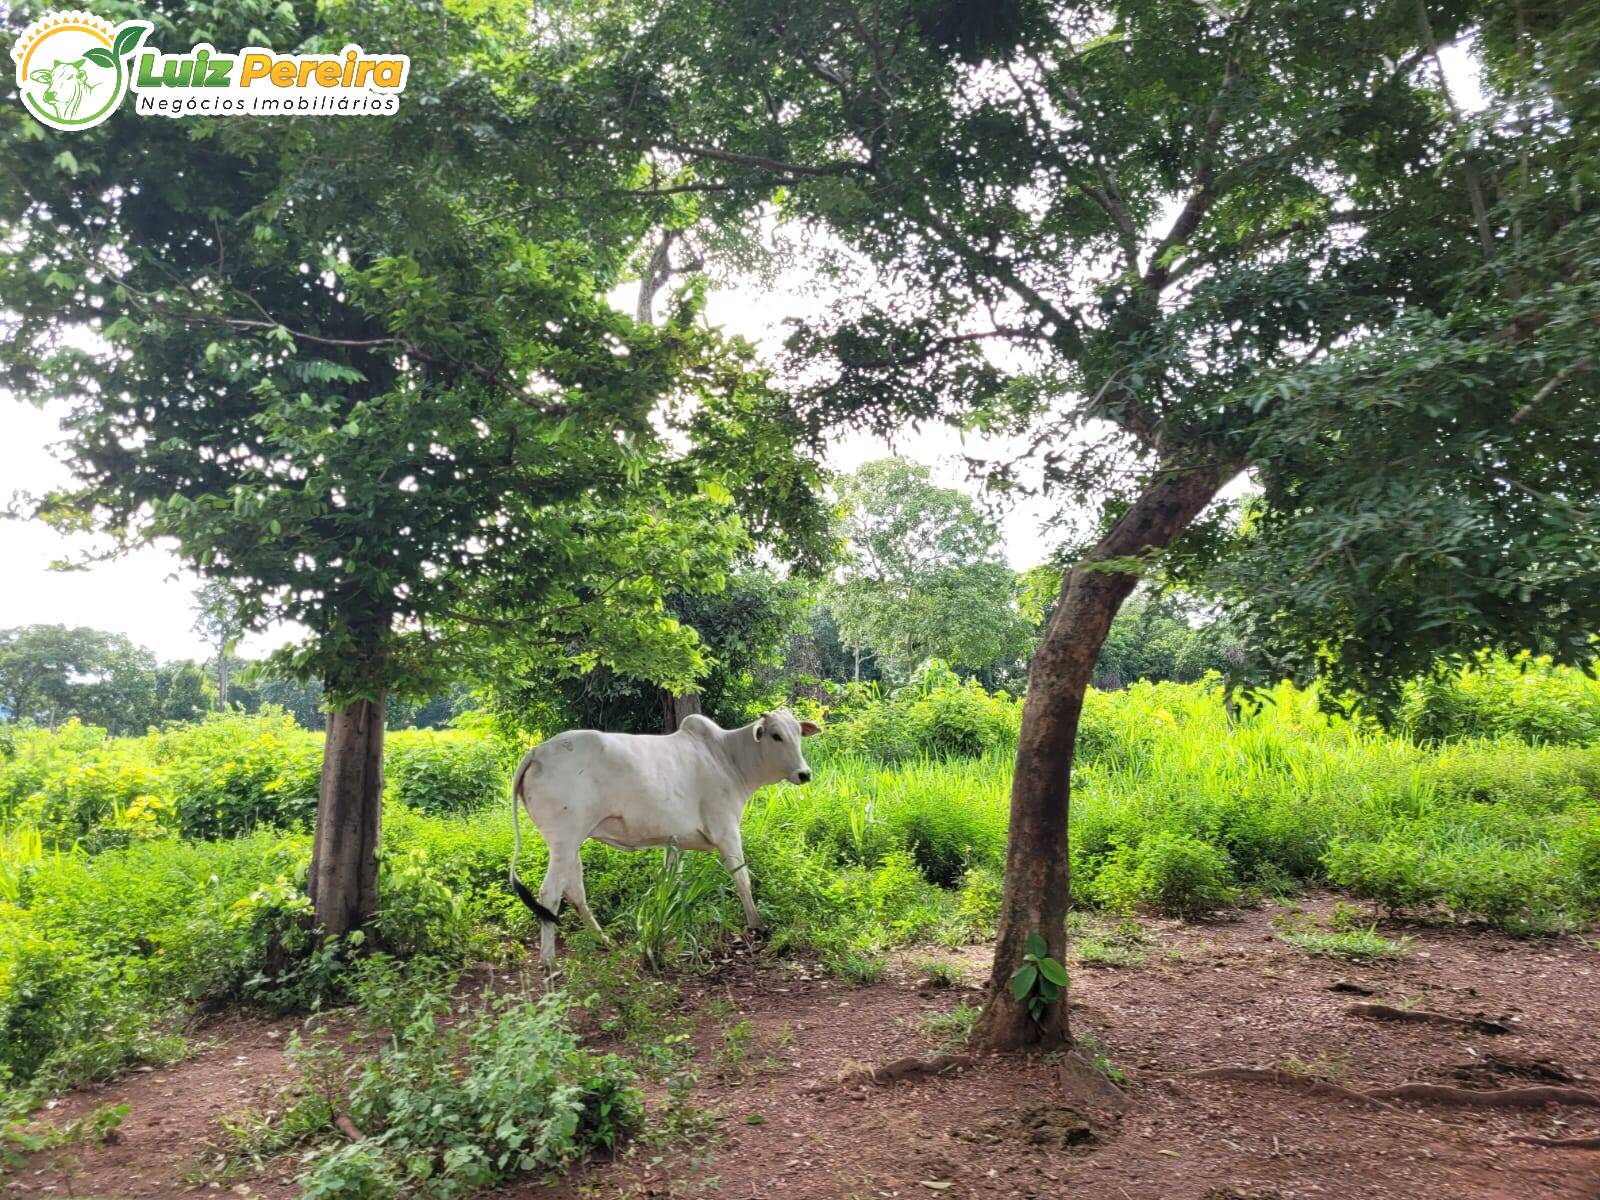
[1071,1030,1128,1087]
[1010,933,1069,1024]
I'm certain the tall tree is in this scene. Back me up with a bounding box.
[191,581,247,710]
[556,0,1600,1046]
[2,0,824,937]
[826,458,1033,680]
[152,659,215,724]
[0,624,157,732]
[490,566,810,735]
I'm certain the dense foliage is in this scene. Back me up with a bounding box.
[2,668,1595,1108]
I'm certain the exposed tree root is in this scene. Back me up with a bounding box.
[1367,1083,1600,1108]
[814,1052,976,1089]
[1345,1002,1512,1035]
[1187,1068,1394,1109]
[1057,1050,1129,1112]
[1327,980,1376,996]
[1189,1068,1600,1110]
[1507,1133,1600,1149]
[335,1114,366,1141]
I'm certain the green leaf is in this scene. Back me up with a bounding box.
[1010,963,1037,1000]
[1038,957,1069,987]
[1024,932,1048,958]
[83,47,115,68]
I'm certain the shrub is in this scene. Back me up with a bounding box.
[812,666,1020,763]
[384,731,507,816]
[0,908,180,1089]
[373,849,470,959]
[297,980,641,1199]
[1436,844,1575,935]
[627,850,736,971]
[1398,653,1600,746]
[1321,836,1441,915]
[1091,832,1237,917]
[158,712,321,839]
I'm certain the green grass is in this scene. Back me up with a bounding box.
[921,1000,980,1050]
[1279,927,1414,961]
[0,674,1597,1110]
[913,957,968,988]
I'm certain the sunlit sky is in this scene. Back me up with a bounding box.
[0,43,1483,665]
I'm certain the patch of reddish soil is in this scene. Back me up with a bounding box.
[10,893,1600,1199]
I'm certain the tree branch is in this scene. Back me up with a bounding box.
[1143,6,1254,292]
[656,141,873,178]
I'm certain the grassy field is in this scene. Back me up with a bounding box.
[1,666,1597,1189]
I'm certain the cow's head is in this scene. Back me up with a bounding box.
[753,709,820,785]
[29,59,96,120]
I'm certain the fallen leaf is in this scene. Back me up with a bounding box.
[919,1182,954,1191]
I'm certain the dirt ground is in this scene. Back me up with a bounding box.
[9,893,1600,1199]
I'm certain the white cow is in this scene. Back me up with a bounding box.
[508,709,819,969]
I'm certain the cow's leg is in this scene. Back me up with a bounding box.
[712,827,763,932]
[536,848,577,975]
[663,844,682,873]
[563,858,609,944]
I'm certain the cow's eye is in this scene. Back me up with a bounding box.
[772,733,783,743]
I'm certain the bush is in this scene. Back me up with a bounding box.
[1321,836,1441,915]
[297,978,641,1199]
[812,665,1020,763]
[159,711,322,839]
[0,907,180,1090]
[374,849,471,959]
[385,730,507,816]
[1398,653,1600,746]
[1091,832,1237,917]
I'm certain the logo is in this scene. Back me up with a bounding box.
[12,11,148,130]
[12,10,410,129]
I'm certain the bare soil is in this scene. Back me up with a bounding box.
[9,893,1600,1200]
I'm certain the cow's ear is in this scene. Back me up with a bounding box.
[752,720,764,742]
[799,721,821,738]
[30,69,52,83]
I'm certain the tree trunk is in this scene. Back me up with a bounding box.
[308,693,386,937]
[972,464,1231,1050]
[661,689,703,732]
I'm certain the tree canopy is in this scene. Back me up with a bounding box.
[542,0,1599,1045]
[0,0,828,932]
[826,458,1033,681]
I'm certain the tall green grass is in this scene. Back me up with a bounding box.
[0,673,1595,1099]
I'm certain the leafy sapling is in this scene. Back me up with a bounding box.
[1010,933,1069,1024]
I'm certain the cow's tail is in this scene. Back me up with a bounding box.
[508,747,561,926]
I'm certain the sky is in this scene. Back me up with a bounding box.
[0,42,1483,665]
